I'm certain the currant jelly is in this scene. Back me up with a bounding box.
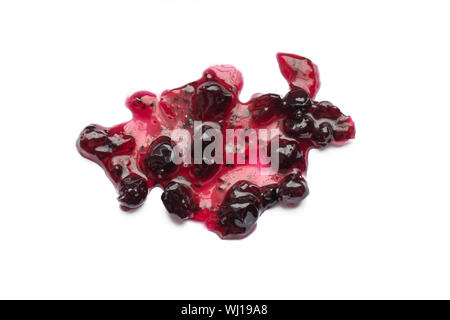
[76,53,355,239]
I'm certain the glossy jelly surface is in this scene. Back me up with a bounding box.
[77,53,355,239]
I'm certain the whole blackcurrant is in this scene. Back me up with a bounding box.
[117,174,148,209]
[268,138,303,170]
[260,184,280,208]
[145,136,176,178]
[192,81,233,121]
[217,181,262,238]
[192,125,220,180]
[161,182,196,220]
[282,88,312,115]
[283,115,315,139]
[313,122,334,147]
[279,174,309,205]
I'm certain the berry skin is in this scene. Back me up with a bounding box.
[249,93,283,124]
[217,181,262,238]
[283,115,315,139]
[193,163,219,180]
[192,125,220,180]
[117,174,148,209]
[78,124,135,160]
[192,81,233,121]
[269,138,303,170]
[334,117,356,142]
[260,184,280,209]
[279,174,309,205]
[78,124,109,157]
[145,136,176,179]
[161,182,196,220]
[313,122,334,147]
[282,88,312,115]
[110,164,124,181]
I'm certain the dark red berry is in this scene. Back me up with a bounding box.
[110,164,124,180]
[310,101,341,120]
[117,174,148,209]
[192,82,233,121]
[313,122,334,147]
[78,124,109,156]
[279,174,309,205]
[78,124,135,160]
[334,118,356,142]
[282,88,311,115]
[193,163,219,180]
[161,182,196,220]
[269,138,303,170]
[145,136,176,179]
[217,181,262,238]
[260,184,280,208]
[249,93,283,124]
[283,115,315,139]
[191,125,220,180]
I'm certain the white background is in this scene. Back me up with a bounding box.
[1,0,449,299]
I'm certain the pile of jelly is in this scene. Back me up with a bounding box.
[77,53,355,239]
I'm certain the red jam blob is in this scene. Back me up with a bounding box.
[76,53,355,239]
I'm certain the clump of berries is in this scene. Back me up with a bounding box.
[77,53,355,239]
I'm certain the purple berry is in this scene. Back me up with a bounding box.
[279,174,309,205]
[260,184,280,208]
[192,125,220,180]
[145,136,176,178]
[78,124,135,160]
[282,88,311,114]
[161,182,196,220]
[250,93,283,124]
[269,138,303,170]
[283,115,315,139]
[117,174,148,209]
[313,122,334,147]
[193,82,233,121]
[217,181,262,238]
[310,101,342,120]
